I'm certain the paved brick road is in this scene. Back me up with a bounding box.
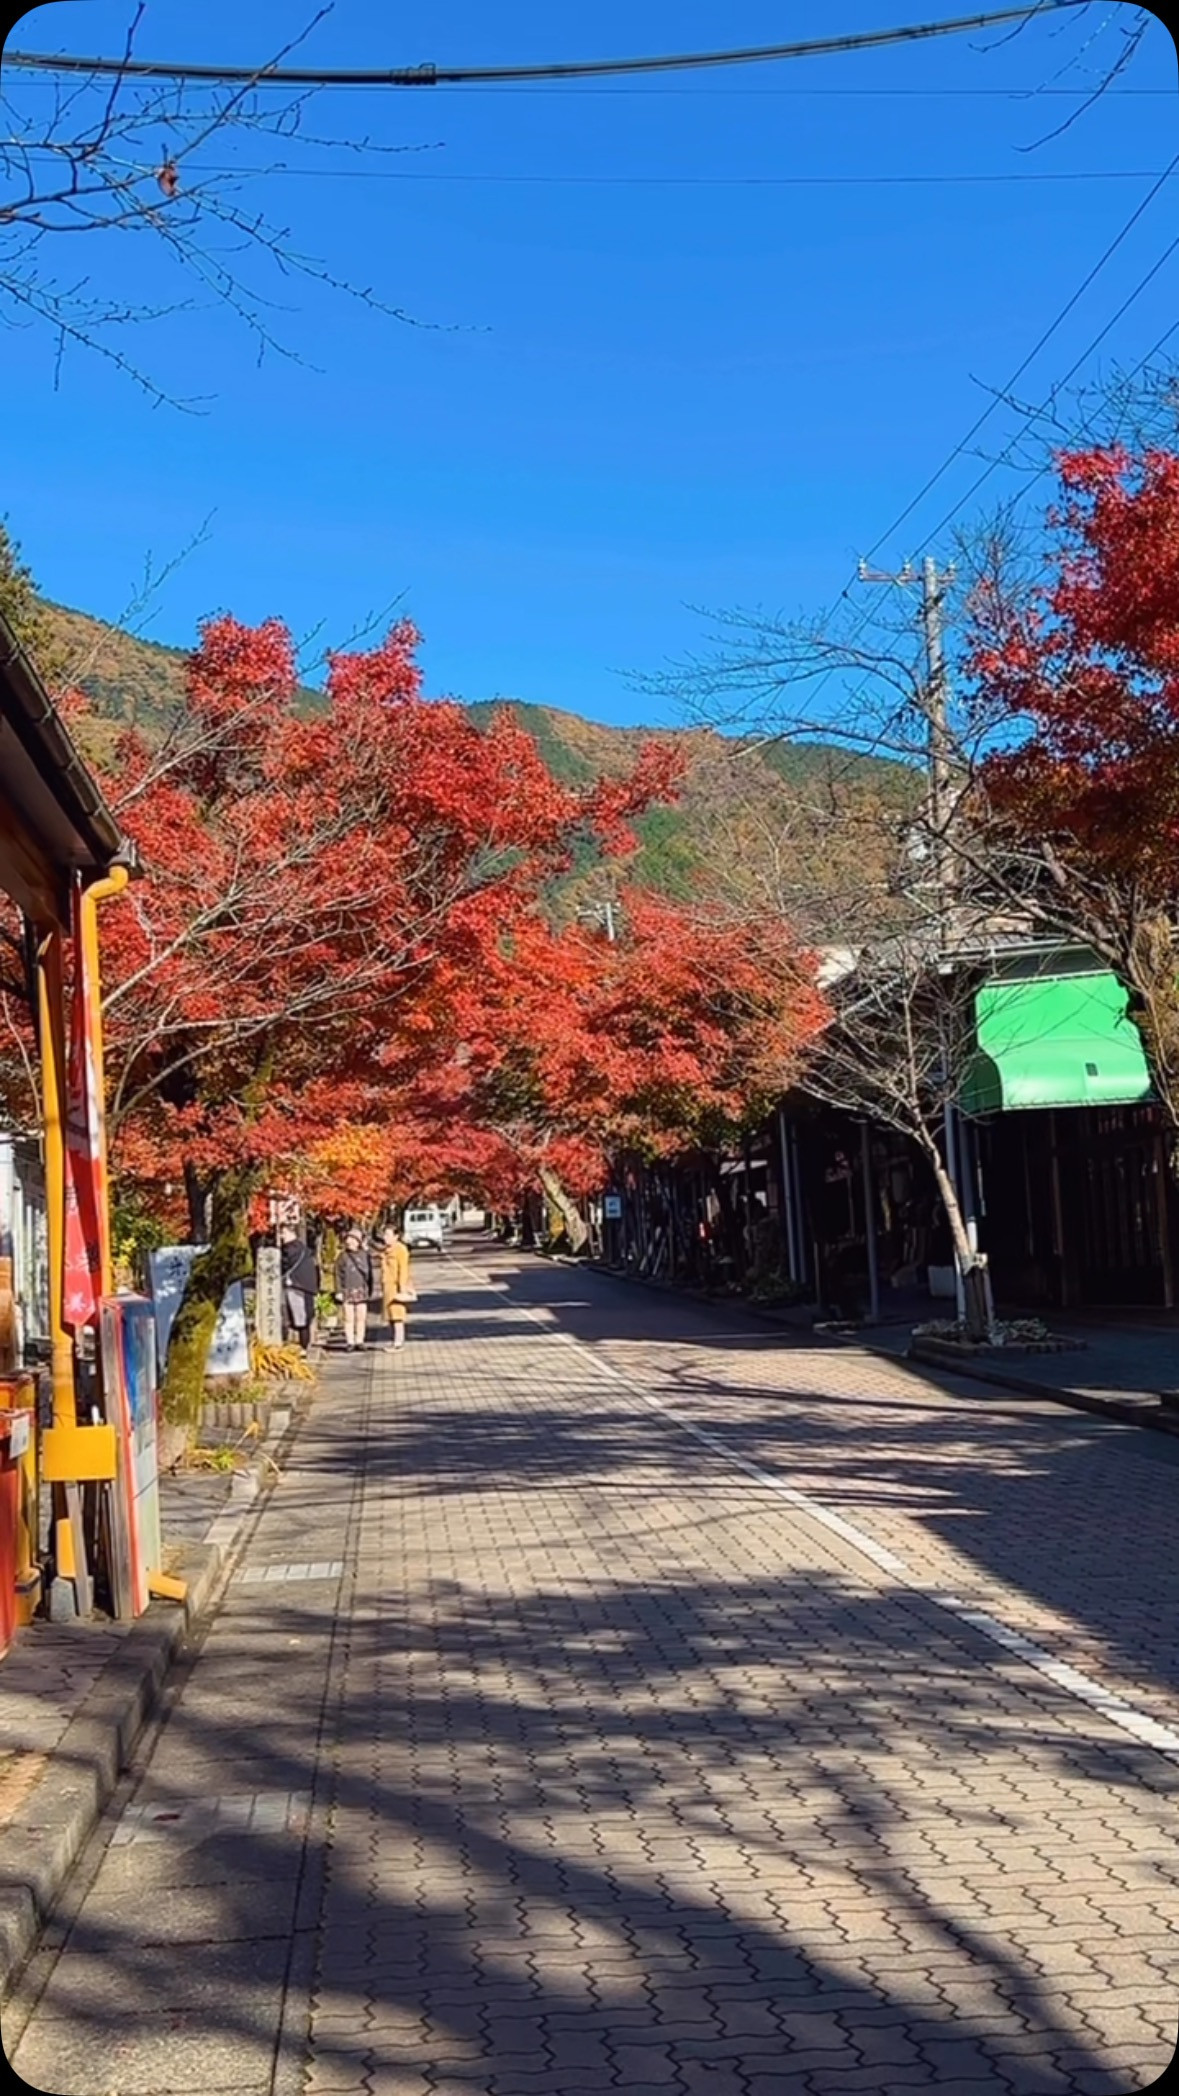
[6,1247,1178,2094]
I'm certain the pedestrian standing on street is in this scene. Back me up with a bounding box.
[378,1220,415,1352]
[279,1225,320,1352]
[335,1228,374,1352]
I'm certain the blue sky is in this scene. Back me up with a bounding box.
[1,2,1177,723]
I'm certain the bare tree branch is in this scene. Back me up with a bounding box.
[0,4,448,404]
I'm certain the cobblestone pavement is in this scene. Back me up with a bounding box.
[1,1467,239,1801]
[6,1246,1178,2094]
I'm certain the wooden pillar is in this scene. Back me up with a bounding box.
[789,1121,810,1292]
[860,1123,880,1323]
[1048,1110,1074,1310]
[1154,1127,1174,1310]
[775,1107,791,1278]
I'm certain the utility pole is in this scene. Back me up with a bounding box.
[920,555,955,945]
[578,898,617,943]
[858,554,990,1331]
[857,554,956,931]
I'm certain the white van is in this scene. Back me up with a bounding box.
[403,1204,448,1254]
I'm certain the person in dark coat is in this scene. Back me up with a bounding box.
[279,1226,319,1352]
[335,1229,374,1351]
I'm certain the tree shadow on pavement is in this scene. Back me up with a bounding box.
[11,1257,1179,2096]
[448,1257,1179,1733]
[13,1563,1178,2096]
[14,1379,1178,2096]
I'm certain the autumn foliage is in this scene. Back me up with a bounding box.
[970,444,1179,1150]
[410,895,826,1208]
[0,595,827,1405]
[73,613,681,1218]
[972,447,1179,896]
[41,605,825,1257]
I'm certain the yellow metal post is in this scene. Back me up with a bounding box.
[36,928,73,1431]
[78,866,128,1297]
[37,926,91,1615]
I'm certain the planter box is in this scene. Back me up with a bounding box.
[911,1335,1082,1367]
[199,1397,273,1435]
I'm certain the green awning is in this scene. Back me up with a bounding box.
[959,970,1153,1115]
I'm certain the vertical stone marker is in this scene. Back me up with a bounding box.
[255,1245,284,1348]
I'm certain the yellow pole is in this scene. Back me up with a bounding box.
[37,927,73,1432]
[37,925,80,1592]
[79,865,128,1296]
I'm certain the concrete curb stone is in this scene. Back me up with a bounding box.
[906,1338,1179,1434]
[0,1400,296,2006]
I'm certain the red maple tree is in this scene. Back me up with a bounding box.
[63,613,680,1414]
[970,444,1179,1150]
[409,887,826,1246]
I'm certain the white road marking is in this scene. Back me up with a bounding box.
[455,1259,1179,1765]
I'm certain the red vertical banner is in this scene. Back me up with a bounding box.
[62,882,105,1331]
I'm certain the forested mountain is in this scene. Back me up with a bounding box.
[42,602,915,920]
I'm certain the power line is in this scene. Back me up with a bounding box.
[828,304,1179,751]
[860,144,1179,563]
[919,226,1179,545]
[3,3,1091,88]
[781,292,1179,744]
[180,168,1175,189]
[8,81,1163,98]
[948,310,1179,526]
[802,147,1179,709]
[832,278,1179,741]
[159,86,1179,97]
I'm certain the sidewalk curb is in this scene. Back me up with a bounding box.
[903,1340,1179,1436]
[0,1402,295,2006]
[578,1257,1179,1442]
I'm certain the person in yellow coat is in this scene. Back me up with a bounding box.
[378,1221,415,1351]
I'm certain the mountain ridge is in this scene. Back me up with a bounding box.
[42,601,915,912]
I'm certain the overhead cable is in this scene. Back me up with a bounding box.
[860,143,1179,563]
[2,3,1090,88]
[919,225,1179,545]
[186,168,1174,188]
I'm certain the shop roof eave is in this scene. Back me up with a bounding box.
[0,610,132,919]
